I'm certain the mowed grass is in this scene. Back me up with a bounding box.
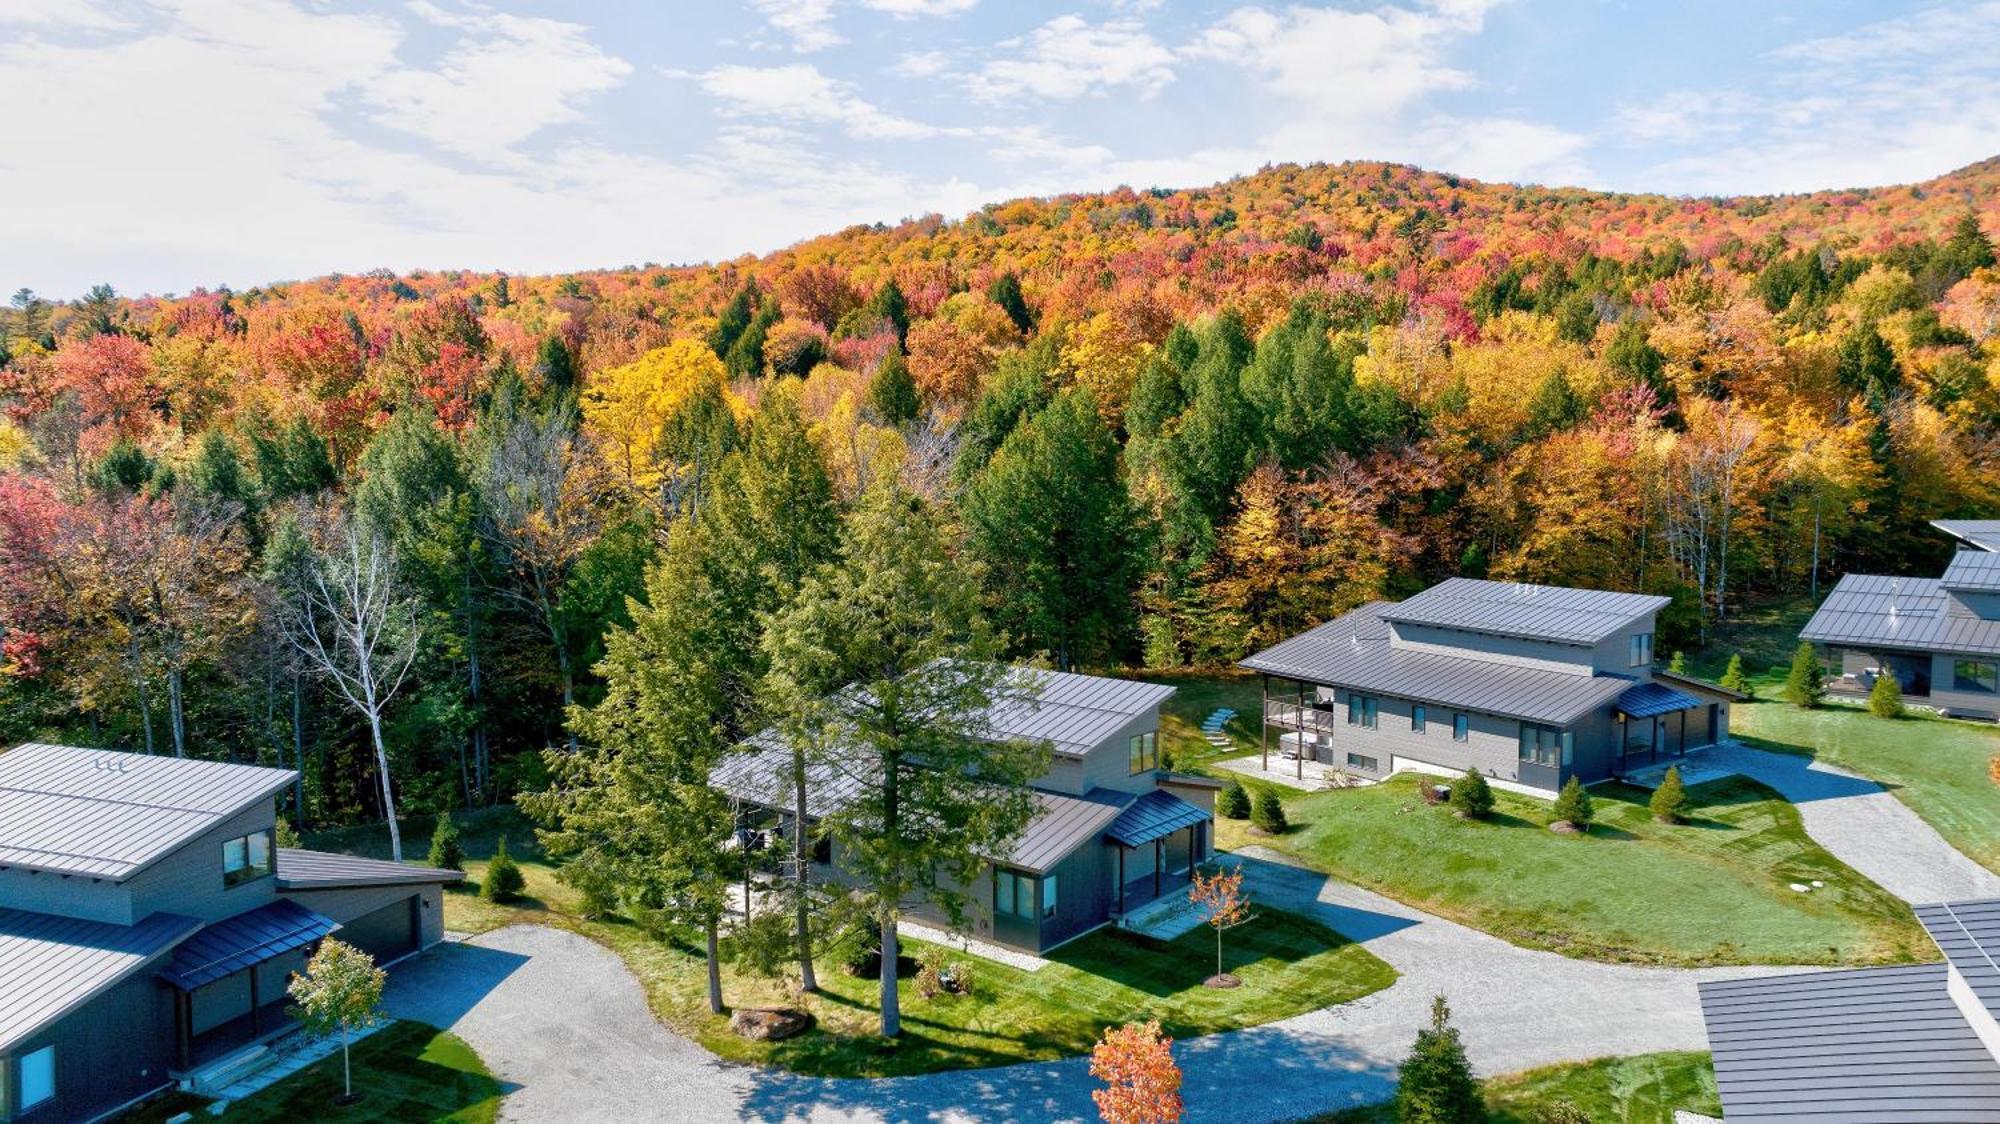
[1315,1051,1721,1124]
[311,808,1396,1079]
[1219,774,1928,966]
[219,1022,500,1124]
[1146,667,1267,769]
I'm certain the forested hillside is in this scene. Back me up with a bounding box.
[1,157,1995,829]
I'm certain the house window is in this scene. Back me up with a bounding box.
[1347,752,1379,772]
[1128,731,1157,774]
[1411,705,1426,734]
[1630,632,1654,668]
[1042,874,1058,918]
[1452,713,1469,742]
[1518,723,1572,768]
[222,830,274,888]
[1956,660,1999,695]
[995,869,1038,919]
[1347,695,1377,729]
[17,1045,54,1111]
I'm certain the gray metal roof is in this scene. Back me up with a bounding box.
[0,908,203,1052]
[1916,898,2000,1022]
[981,668,1175,758]
[1002,789,1131,873]
[1104,790,1209,848]
[1944,550,2000,594]
[1239,603,1637,725]
[276,848,464,891]
[1616,681,1702,718]
[1700,963,2000,1122]
[711,732,874,820]
[1377,578,1669,645]
[0,743,297,881]
[158,898,337,991]
[1801,574,2000,657]
[1935,520,2000,553]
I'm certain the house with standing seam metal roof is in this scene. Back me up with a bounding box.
[0,743,460,1123]
[1240,577,1742,794]
[1699,896,2000,1121]
[1799,518,2000,721]
[710,666,1219,954]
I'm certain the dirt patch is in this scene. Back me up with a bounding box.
[1203,973,1242,989]
[1549,821,1583,835]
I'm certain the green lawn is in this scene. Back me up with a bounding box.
[310,808,1395,1079]
[1315,1051,1721,1124]
[1688,596,2000,876]
[116,1023,501,1124]
[1148,668,1265,769]
[1220,774,1928,967]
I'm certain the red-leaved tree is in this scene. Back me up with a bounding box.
[1091,1019,1183,1124]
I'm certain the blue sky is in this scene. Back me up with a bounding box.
[2,0,1995,298]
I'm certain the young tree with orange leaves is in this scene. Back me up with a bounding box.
[1090,1020,1184,1124]
[1188,863,1250,986]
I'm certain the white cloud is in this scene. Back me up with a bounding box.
[889,49,949,78]
[860,0,978,16]
[695,63,946,140]
[0,0,132,29]
[970,15,1175,101]
[751,0,843,52]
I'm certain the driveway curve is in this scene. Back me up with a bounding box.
[383,850,1788,1123]
[1706,742,2000,904]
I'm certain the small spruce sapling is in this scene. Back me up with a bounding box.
[1868,672,1904,719]
[481,836,525,902]
[1251,789,1288,834]
[1394,995,1482,1124]
[1551,776,1593,832]
[427,810,464,871]
[1719,653,1750,697]
[1784,641,1825,708]
[1217,781,1251,820]
[1448,768,1493,820]
[1668,650,1688,675]
[1650,765,1687,824]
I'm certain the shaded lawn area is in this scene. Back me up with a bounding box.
[147,1022,502,1124]
[1147,668,1265,769]
[1221,773,1928,967]
[1686,596,2000,876]
[1314,1051,1721,1124]
[310,808,1396,1079]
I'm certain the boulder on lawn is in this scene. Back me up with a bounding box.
[731,1007,814,1041]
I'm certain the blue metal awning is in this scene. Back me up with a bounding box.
[156,899,337,991]
[1104,790,1210,848]
[1618,681,1702,719]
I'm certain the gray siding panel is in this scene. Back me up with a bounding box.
[5,966,177,1124]
[125,806,279,927]
[0,909,198,1054]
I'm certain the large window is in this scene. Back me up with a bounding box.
[222,829,274,888]
[1412,705,1427,734]
[1518,723,1574,768]
[1128,731,1158,774]
[1956,660,1999,695]
[995,869,1040,920]
[1630,632,1654,668]
[17,1045,54,1111]
[1042,874,1058,919]
[1452,713,1469,742]
[1346,694,1378,729]
[1347,752,1379,772]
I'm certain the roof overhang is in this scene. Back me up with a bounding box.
[1616,681,1704,719]
[1104,790,1210,849]
[156,899,338,991]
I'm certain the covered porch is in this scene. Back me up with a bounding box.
[1613,681,1710,777]
[1107,790,1212,918]
[158,899,337,1072]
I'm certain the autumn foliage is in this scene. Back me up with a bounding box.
[1090,1020,1184,1124]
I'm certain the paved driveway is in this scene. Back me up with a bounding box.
[382,853,1786,1123]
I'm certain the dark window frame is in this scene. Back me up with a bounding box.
[1518,722,1573,768]
[1452,713,1469,742]
[222,828,275,889]
[1127,730,1158,775]
[1412,704,1427,734]
[1346,752,1379,772]
[1346,694,1378,729]
[1955,659,1999,695]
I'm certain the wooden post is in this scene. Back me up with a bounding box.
[248,966,260,1035]
[1260,675,1269,770]
[1118,846,1126,915]
[1154,838,1163,898]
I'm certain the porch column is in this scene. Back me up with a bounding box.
[1118,846,1126,915]
[1154,838,1163,898]
[176,989,192,1070]
[1260,675,1270,770]
[248,966,260,1035]
[1678,709,1687,754]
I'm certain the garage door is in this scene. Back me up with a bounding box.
[338,896,419,963]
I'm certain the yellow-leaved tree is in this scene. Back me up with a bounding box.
[582,339,732,487]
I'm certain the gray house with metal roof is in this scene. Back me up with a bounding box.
[711,668,1218,954]
[1698,896,2000,1121]
[1799,519,2000,721]
[1241,578,1739,794]
[0,743,460,1123]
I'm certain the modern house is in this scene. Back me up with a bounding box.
[710,668,1218,955]
[0,743,461,1123]
[1698,896,2000,1121]
[1799,518,2000,721]
[1240,578,1740,795]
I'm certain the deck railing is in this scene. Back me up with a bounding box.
[1264,699,1339,736]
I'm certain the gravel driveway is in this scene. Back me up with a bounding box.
[1706,742,2000,904]
[380,852,1786,1123]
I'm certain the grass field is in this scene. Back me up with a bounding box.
[1148,667,1265,769]
[1216,773,1928,966]
[1686,596,2000,875]
[1315,1051,1721,1124]
[311,808,1395,1079]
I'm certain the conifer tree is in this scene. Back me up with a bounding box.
[1551,776,1593,831]
[1218,781,1251,820]
[1395,995,1482,1123]
[1784,641,1825,708]
[427,810,463,871]
[1449,768,1493,820]
[1719,653,1750,697]
[1869,671,1904,719]
[1650,765,1687,824]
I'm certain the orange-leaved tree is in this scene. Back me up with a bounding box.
[1091,1019,1183,1124]
[1188,864,1250,985]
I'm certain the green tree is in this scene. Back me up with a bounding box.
[867,350,920,425]
[534,333,576,398]
[954,345,1055,480]
[1240,303,1353,468]
[1668,650,1688,675]
[184,429,261,544]
[427,810,463,871]
[866,279,911,346]
[1650,765,1687,824]
[1604,318,1670,406]
[251,414,338,499]
[1551,776,1593,831]
[1449,768,1493,820]
[1251,789,1288,834]
[1784,640,1825,708]
[480,836,524,901]
[1522,368,1585,440]
[287,939,386,1105]
[1869,672,1904,719]
[759,482,1050,1038]
[987,271,1034,335]
[962,388,1139,671]
[1942,212,1996,277]
[1217,781,1251,820]
[1395,995,1482,1124]
[709,280,759,359]
[1719,653,1750,696]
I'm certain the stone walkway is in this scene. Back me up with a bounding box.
[1705,742,2000,904]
